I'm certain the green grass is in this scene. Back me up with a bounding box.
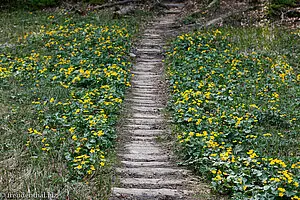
[165,28,299,199]
[0,8,149,199]
[223,26,300,72]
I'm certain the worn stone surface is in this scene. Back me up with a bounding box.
[109,3,207,200]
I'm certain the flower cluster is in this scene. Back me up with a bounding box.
[0,17,133,180]
[165,30,299,199]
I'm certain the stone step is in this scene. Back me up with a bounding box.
[163,3,186,8]
[130,92,159,98]
[126,118,164,125]
[132,68,158,72]
[154,20,176,25]
[139,43,164,47]
[131,82,159,86]
[131,88,161,93]
[132,77,160,82]
[131,79,160,84]
[128,96,159,101]
[136,48,161,53]
[125,141,159,146]
[131,71,158,75]
[129,129,164,136]
[136,61,162,64]
[131,84,158,89]
[116,167,188,177]
[132,74,160,78]
[129,104,164,108]
[111,188,190,199]
[133,64,159,69]
[131,79,160,83]
[121,161,170,167]
[139,43,162,47]
[131,85,159,90]
[130,136,157,141]
[123,124,161,130]
[138,54,162,59]
[164,10,182,14]
[129,94,159,99]
[129,106,163,113]
[126,145,162,154]
[136,59,162,63]
[119,178,185,189]
[120,154,169,162]
[131,113,162,119]
[139,39,162,44]
[125,99,160,104]
[142,33,162,38]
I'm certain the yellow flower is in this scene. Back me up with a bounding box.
[213,175,222,181]
[49,98,55,103]
[72,135,77,141]
[69,127,75,133]
[74,165,82,170]
[279,193,284,197]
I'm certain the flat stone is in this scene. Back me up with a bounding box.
[131,82,158,87]
[137,48,161,53]
[120,154,169,161]
[123,124,157,130]
[131,88,161,93]
[130,136,156,141]
[131,71,158,75]
[136,59,162,63]
[130,129,164,136]
[126,146,162,154]
[130,92,159,97]
[139,43,162,47]
[119,178,185,187]
[128,96,158,101]
[130,106,163,112]
[132,113,162,119]
[116,167,186,176]
[121,161,170,167]
[134,74,160,78]
[163,3,186,8]
[164,10,182,14]
[126,118,164,125]
[131,86,159,90]
[138,54,162,59]
[112,187,190,198]
[125,99,160,104]
[125,141,158,147]
[143,33,161,38]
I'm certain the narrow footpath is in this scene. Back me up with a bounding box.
[110,3,210,200]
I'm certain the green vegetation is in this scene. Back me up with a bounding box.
[268,0,297,16]
[165,29,299,199]
[0,8,147,199]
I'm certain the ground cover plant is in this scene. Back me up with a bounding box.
[0,9,146,199]
[165,29,299,199]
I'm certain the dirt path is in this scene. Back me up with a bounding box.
[110,3,213,200]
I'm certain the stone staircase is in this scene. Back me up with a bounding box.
[110,3,201,200]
